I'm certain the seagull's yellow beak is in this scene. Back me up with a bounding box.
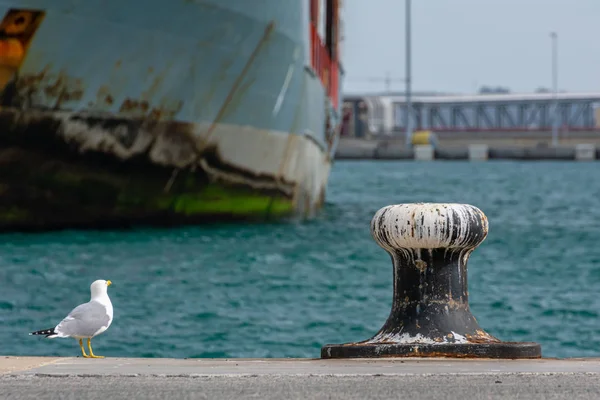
[106,280,112,286]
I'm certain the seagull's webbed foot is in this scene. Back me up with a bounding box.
[87,338,104,359]
[79,339,90,358]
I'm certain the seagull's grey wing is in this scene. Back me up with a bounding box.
[54,300,110,338]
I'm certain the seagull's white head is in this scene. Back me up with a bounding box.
[90,279,112,300]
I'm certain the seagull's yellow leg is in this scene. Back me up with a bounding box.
[87,338,104,359]
[79,339,90,358]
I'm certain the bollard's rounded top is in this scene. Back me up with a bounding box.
[370,203,488,250]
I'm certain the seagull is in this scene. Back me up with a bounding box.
[29,279,114,358]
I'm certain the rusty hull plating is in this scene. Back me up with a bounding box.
[0,1,344,230]
[321,203,542,359]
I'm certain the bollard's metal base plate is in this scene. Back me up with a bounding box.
[321,342,542,359]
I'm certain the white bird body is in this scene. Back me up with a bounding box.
[30,279,113,358]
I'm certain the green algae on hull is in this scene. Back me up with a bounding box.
[118,185,293,218]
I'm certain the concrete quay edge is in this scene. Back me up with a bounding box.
[3,356,600,377]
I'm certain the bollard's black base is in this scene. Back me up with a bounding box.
[321,342,542,359]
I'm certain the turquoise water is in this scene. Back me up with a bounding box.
[2,160,600,359]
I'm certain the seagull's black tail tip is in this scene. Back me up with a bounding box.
[29,328,56,337]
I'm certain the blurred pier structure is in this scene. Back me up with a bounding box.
[340,91,600,147]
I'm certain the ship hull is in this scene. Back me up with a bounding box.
[0,0,343,230]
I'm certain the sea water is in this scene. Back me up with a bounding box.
[1,160,599,358]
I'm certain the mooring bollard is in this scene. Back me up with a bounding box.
[321,203,542,359]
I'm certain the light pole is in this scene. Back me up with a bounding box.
[404,0,412,147]
[550,31,558,147]
[385,71,391,93]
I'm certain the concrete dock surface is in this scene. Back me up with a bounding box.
[2,356,600,399]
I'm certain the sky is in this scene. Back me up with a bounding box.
[341,0,600,95]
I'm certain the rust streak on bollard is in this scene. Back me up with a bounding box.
[321,203,542,359]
